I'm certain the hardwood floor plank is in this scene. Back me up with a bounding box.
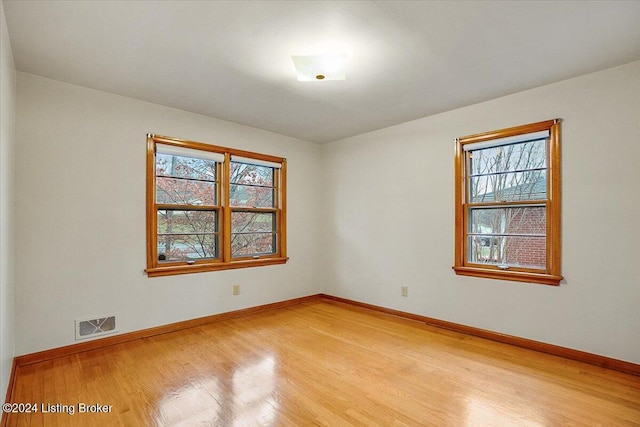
[5,300,640,426]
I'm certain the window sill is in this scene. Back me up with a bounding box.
[146,257,289,277]
[452,266,562,286]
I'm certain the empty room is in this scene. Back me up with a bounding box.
[1,1,639,425]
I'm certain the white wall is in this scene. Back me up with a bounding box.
[11,56,640,365]
[0,0,16,397]
[14,73,324,355]
[322,61,640,364]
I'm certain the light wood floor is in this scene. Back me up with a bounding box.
[5,299,640,426]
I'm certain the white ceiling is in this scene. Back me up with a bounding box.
[4,0,640,143]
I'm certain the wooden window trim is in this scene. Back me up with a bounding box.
[453,119,562,286]
[146,134,288,277]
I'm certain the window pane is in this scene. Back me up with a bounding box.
[158,210,217,234]
[232,233,276,257]
[230,184,274,207]
[157,233,217,262]
[469,207,546,236]
[468,235,546,269]
[156,154,216,181]
[231,211,276,258]
[230,162,274,186]
[157,210,218,262]
[469,139,546,176]
[231,212,275,233]
[470,170,546,202]
[469,206,546,269]
[157,177,216,205]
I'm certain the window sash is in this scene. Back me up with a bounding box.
[156,207,220,263]
[464,135,549,272]
[230,209,278,258]
[465,203,547,270]
[229,160,278,210]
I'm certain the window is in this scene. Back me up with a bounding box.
[453,119,562,285]
[146,134,287,277]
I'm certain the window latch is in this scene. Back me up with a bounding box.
[497,264,510,270]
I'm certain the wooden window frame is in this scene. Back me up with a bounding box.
[146,134,288,277]
[453,119,562,286]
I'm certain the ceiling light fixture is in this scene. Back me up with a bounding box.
[291,54,346,81]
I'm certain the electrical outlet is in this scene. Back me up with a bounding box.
[233,284,240,295]
[401,286,408,297]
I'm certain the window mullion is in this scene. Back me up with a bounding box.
[466,200,548,209]
[222,153,232,262]
[156,204,219,211]
[231,207,278,213]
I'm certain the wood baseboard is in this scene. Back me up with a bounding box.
[6,291,638,406]
[13,294,323,368]
[319,294,640,377]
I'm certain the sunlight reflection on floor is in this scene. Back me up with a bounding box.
[232,356,276,426]
[466,396,547,427]
[157,377,222,426]
[156,355,277,426]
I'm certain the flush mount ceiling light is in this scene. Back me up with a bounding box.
[291,54,347,81]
